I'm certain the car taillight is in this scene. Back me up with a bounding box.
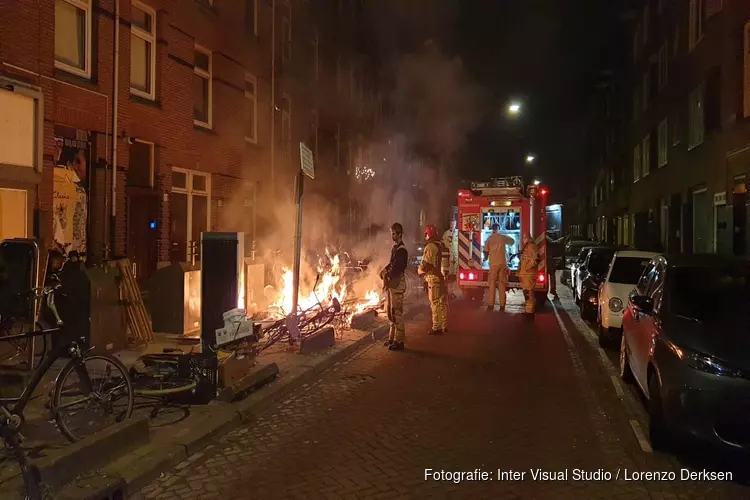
[537,272,545,283]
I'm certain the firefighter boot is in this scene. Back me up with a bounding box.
[428,328,443,335]
[388,341,405,351]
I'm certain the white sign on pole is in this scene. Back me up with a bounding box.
[300,142,315,179]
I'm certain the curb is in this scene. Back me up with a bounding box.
[57,306,426,499]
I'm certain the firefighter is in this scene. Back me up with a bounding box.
[545,231,567,300]
[379,222,408,351]
[483,224,515,312]
[518,232,540,317]
[419,224,448,335]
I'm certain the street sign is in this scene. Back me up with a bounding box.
[300,142,314,179]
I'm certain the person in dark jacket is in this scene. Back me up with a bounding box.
[545,231,567,299]
[380,222,408,351]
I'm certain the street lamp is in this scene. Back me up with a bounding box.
[508,102,521,115]
[526,155,536,164]
[533,179,541,186]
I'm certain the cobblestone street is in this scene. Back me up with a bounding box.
[135,283,750,499]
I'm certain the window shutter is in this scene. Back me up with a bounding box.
[745,22,750,118]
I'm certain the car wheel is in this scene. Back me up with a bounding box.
[648,372,672,451]
[619,334,634,383]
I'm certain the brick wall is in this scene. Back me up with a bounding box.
[0,0,376,275]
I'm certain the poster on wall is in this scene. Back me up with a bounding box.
[53,126,90,255]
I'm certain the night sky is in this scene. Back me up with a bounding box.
[452,0,634,199]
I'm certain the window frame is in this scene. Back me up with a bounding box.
[130,1,157,100]
[658,42,668,90]
[129,138,155,188]
[54,0,93,79]
[642,72,650,111]
[246,0,258,36]
[688,82,705,150]
[689,0,705,52]
[633,143,642,183]
[642,134,651,177]
[193,45,213,129]
[657,119,668,167]
[244,72,258,144]
[170,167,211,262]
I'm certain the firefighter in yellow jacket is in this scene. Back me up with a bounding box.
[518,232,539,317]
[419,224,448,335]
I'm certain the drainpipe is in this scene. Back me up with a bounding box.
[270,0,276,198]
[109,0,121,259]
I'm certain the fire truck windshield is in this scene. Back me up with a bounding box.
[480,209,521,271]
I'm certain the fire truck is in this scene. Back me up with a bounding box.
[456,176,549,306]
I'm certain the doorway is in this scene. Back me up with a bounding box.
[126,190,158,284]
[692,189,712,254]
[170,168,210,264]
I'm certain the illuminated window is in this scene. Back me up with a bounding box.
[55,0,92,78]
[130,2,156,99]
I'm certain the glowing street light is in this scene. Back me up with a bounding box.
[508,102,521,115]
[533,179,541,186]
[526,155,536,164]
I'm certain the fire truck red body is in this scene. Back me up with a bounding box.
[456,177,549,305]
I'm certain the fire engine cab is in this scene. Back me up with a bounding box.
[456,176,549,306]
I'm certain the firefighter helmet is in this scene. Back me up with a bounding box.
[424,224,437,240]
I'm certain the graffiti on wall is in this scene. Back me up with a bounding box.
[53,126,90,255]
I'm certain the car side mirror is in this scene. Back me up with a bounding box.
[631,295,654,314]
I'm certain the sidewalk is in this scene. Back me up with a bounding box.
[0,298,425,500]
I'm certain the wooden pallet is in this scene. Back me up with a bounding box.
[112,259,154,344]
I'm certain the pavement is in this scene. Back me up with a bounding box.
[124,275,750,500]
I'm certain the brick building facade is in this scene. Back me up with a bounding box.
[0,0,380,283]
[583,0,750,256]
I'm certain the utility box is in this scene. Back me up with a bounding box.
[148,262,201,335]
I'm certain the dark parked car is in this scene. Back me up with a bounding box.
[572,246,600,300]
[577,247,617,320]
[620,254,750,451]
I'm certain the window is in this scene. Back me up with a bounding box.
[633,88,640,120]
[633,144,642,182]
[170,168,210,263]
[642,73,650,110]
[312,29,319,81]
[642,134,651,177]
[281,94,291,157]
[658,119,668,167]
[623,215,631,246]
[130,2,156,99]
[128,140,154,188]
[689,0,704,51]
[658,42,668,90]
[244,72,257,143]
[245,0,257,35]
[281,4,292,62]
[688,83,705,149]
[194,46,212,128]
[671,113,681,146]
[55,0,92,78]
[0,188,28,240]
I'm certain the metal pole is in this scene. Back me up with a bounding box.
[252,181,257,259]
[270,0,276,197]
[291,171,304,333]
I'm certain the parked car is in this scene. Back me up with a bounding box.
[620,254,750,451]
[577,247,617,320]
[572,246,599,300]
[596,250,658,346]
[562,239,597,285]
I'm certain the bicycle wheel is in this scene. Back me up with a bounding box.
[52,354,134,442]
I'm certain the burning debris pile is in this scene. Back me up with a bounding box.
[257,250,384,329]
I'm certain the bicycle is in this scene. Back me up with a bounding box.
[0,282,134,500]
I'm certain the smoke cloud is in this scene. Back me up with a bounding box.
[219,8,486,309]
